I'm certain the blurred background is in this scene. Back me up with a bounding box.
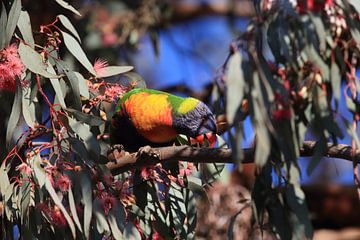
[22,0,360,239]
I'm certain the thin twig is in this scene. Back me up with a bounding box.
[106,141,360,175]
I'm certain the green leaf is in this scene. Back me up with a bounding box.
[68,186,83,233]
[18,43,59,78]
[45,176,76,238]
[5,0,21,46]
[74,72,89,99]
[61,31,96,75]
[54,0,81,16]
[66,108,104,126]
[93,198,110,235]
[0,163,10,198]
[6,81,21,148]
[108,210,124,240]
[22,87,36,128]
[349,0,360,14]
[68,117,100,161]
[33,154,45,188]
[47,63,67,108]
[0,2,8,49]
[58,14,81,42]
[350,28,360,46]
[226,51,245,125]
[310,14,326,52]
[17,11,34,48]
[124,222,141,240]
[20,179,31,223]
[96,66,134,78]
[330,61,341,109]
[80,172,92,239]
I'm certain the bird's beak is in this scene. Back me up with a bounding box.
[197,116,217,136]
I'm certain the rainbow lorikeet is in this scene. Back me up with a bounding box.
[110,88,217,152]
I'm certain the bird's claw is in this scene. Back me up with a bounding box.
[136,146,160,160]
[107,144,126,162]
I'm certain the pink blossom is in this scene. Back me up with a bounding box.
[100,194,117,215]
[105,85,126,100]
[56,175,71,192]
[93,58,108,76]
[16,162,33,175]
[50,208,67,227]
[0,44,25,92]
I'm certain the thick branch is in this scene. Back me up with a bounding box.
[106,141,360,175]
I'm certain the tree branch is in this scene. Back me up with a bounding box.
[106,141,360,175]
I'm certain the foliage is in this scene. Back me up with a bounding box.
[211,0,360,238]
[0,0,359,239]
[0,1,223,239]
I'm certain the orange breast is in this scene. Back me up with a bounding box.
[124,92,178,143]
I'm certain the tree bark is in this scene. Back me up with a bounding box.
[106,141,360,175]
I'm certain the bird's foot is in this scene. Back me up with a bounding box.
[136,146,160,160]
[107,144,126,162]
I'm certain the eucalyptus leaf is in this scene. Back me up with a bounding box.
[17,11,34,48]
[6,80,21,148]
[0,2,7,49]
[5,0,21,46]
[68,186,83,233]
[124,222,142,240]
[74,72,89,99]
[108,211,124,240]
[54,0,81,16]
[18,43,59,78]
[96,66,134,78]
[80,172,92,240]
[33,154,46,188]
[47,63,67,108]
[330,61,341,109]
[61,31,96,75]
[58,14,81,42]
[66,108,104,126]
[226,51,245,125]
[45,177,76,238]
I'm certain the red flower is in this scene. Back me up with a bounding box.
[16,162,33,175]
[50,207,67,228]
[100,193,117,215]
[56,175,71,192]
[0,44,25,92]
[297,0,334,14]
[272,108,292,121]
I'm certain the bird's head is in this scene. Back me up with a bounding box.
[173,100,217,139]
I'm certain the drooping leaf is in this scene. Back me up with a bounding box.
[58,14,81,42]
[93,198,110,235]
[74,72,89,99]
[68,186,83,233]
[0,2,8,49]
[80,172,92,240]
[6,80,22,148]
[61,31,96,75]
[33,154,46,188]
[349,0,360,13]
[124,222,142,240]
[108,210,124,240]
[18,43,59,78]
[330,61,341,109]
[22,87,36,128]
[45,176,76,238]
[96,66,134,78]
[226,51,245,125]
[66,108,104,126]
[47,63,67,108]
[54,0,81,16]
[5,0,21,46]
[17,11,34,48]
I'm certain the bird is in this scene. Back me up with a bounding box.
[109,88,217,152]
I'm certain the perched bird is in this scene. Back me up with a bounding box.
[110,88,217,152]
